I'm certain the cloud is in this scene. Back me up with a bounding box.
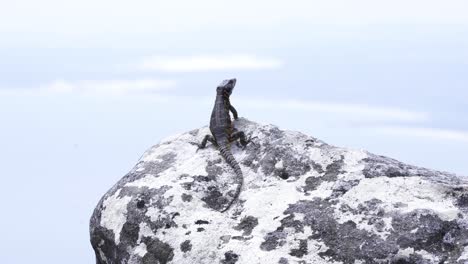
[138,55,282,72]
[240,99,429,123]
[371,126,468,143]
[0,79,176,96]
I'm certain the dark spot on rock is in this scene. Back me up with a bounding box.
[221,251,239,264]
[146,214,177,233]
[181,182,193,190]
[303,176,321,192]
[258,143,312,181]
[260,230,287,251]
[305,139,315,149]
[331,180,360,197]
[201,186,229,211]
[172,212,180,219]
[234,216,259,236]
[206,160,224,179]
[343,220,357,229]
[357,198,383,213]
[323,155,345,181]
[391,253,434,264]
[389,211,461,255]
[136,200,145,209]
[90,226,121,263]
[443,230,457,246]
[195,175,214,182]
[310,161,324,174]
[180,240,192,253]
[120,222,140,246]
[368,217,385,232]
[303,156,345,193]
[279,214,304,233]
[278,257,289,264]
[195,220,210,225]
[197,227,205,232]
[289,239,308,258]
[456,192,468,207]
[232,235,252,241]
[279,169,289,180]
[277,198,399,262]
[393,202,408,208]
[141,237,174,264]
[181,193,193,202]
[386,167,409,177]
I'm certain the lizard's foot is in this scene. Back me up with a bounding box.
[240,136,257,150]
[246,135,258,148]
[189,142,203,152]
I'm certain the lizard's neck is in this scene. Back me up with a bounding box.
[216,91,230,104]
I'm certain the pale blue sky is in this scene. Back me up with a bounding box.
[1,1,468,263]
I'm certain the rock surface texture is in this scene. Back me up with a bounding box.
[90,118,468,264]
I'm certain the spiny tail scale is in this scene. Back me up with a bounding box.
[218,144,243,213]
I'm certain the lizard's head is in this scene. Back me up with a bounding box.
[216,78,236,96]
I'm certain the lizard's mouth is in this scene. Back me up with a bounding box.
[227,79,236,95]
[229,78,237,87]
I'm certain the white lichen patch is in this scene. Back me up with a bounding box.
[138,222,154,241]
[458,246,468,261]
[133,243,147,257]
[341,149,367,175]
[396,247,414,258]
[340,176,459,221]
[274,159,284,169]
[100,189,133,244]
[416,249,439,262]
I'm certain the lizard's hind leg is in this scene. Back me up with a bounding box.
[230,131,252,149]
[191,134,217,151]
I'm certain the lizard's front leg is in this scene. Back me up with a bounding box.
[191,134,217,151]
[229,105,238,120]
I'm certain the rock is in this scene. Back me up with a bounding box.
[90,118,468,264]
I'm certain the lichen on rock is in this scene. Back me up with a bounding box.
[90,118,468,264]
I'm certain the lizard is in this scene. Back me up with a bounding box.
[193,78,252,213]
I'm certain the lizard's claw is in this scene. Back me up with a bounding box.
[247,136,258,147]
[189,142,202,152]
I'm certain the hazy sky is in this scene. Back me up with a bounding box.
[1,1,467,263]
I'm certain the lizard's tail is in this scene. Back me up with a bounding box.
[218,144,243,213]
